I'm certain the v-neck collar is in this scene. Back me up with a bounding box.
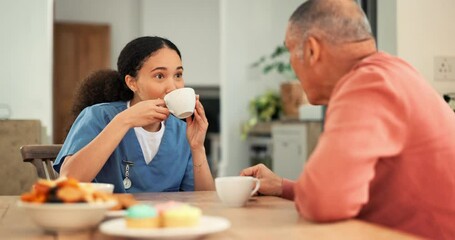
[127,116,177,167]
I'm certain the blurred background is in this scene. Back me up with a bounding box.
[1,0,455,194]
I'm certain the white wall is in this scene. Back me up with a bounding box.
[378,0,455,94]
[141,0,220,87]
[0,0,54,143]
[54,0,141,68]
[55,0,220,87]
[377,1,396,55]
[219,0,303,176]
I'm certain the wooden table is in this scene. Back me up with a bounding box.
[0,192,422,240]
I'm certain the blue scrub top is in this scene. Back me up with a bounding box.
[54,101,195,193]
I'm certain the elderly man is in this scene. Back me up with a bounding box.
[241,0,455,239]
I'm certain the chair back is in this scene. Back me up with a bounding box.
[20,144,62,180]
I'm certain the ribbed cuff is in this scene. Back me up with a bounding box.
[281,178,295,200]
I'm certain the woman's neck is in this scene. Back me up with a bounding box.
[143,122,162,132]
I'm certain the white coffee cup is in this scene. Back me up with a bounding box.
[164,87,196,119]
[215,176,261,207]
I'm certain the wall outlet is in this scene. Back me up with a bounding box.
[434,56,455,81]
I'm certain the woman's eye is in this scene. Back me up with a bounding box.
[175,73,183,78]
[155,73,164,79]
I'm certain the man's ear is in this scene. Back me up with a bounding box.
[125,75,137,92]
[305,36,321,66]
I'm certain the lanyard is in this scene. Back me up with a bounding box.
[122,160,134,189]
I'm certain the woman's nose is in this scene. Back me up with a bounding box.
[165,80,177,94]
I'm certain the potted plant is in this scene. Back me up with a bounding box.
[241,90,281,140]
[251,45,295,79]
[251,45,306,119]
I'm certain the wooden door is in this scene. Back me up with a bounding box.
[53,23,110,144]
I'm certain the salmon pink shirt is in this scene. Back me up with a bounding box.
[282,52,455,239]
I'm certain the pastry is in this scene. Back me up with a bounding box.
[158,202,201,228]
[125,204,159,228]
[20,178,116,204]
[110,193,138,211]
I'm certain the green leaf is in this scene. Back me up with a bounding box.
[251,56,266,68]
[277,62,285,73]
[271,45,287,58]
[263,64,275,74]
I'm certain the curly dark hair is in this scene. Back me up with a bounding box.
[70,69,131,119]
[65,36,181,136]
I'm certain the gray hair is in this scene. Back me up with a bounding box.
[289,0,373,44]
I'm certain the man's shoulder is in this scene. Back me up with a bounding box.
[357,52,411,71]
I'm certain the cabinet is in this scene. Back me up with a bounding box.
[248,136,273,169]
[272,122,322,180]
[247,122,273,169]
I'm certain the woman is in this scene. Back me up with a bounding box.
[54,36,215,193]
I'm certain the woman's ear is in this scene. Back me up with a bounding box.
[125,75,137,92]
[306,36,321,66]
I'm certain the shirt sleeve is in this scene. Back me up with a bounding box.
[294,70,408,222]
[281,178,296,200]
[53,106,108,173]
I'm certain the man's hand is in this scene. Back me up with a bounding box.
[240,164,283,197]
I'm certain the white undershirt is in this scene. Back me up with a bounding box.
[127,101,165,164]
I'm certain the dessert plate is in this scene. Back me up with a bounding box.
[100,216,230,239]
[105,210,126,218]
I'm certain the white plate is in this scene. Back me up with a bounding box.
[100,216,230,239]
[105,210,126,218]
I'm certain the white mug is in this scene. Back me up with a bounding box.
[164,88,196,119]
[215,176,260,207]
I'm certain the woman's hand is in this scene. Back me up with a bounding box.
[186,95,208,149]
[240,164,283,197]
[119,99,170,128]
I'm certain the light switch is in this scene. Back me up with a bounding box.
[434,56,455,81]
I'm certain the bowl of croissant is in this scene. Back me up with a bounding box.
[18,178,117,232]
